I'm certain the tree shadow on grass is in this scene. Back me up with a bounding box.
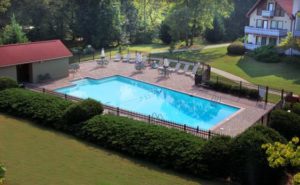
[236,56,300,85]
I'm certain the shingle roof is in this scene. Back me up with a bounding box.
[0,40,72,68]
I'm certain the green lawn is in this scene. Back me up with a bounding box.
[0,114,225,185]
[153,47,300,94]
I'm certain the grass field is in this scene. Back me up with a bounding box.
[153,47,300,94]
[0,114,225,185]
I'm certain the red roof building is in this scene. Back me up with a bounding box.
[0,40,72,83]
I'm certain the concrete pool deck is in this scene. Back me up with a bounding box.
[35,60,275,137]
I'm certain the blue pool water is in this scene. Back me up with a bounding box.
[56,76,239,130]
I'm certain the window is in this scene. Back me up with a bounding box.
[275,5,285,17]
[256,19,263,28]
[277,21,283,29]
[271,21,277,29]
[263,20,268,29]
[261,37,267,46]
[269,38,277,46]
[268,3,274,11]
[256,36,262,45]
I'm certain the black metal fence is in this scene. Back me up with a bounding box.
[30,87,222,139]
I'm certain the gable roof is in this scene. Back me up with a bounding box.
[246,0,294,19]
[0,40,72,68]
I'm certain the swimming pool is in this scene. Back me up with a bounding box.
[56,76,239,130]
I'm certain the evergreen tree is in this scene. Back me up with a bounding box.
[205,16,225,43]
[1,14,28,44]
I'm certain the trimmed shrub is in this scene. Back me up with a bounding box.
[0,77,18,91]
[63,98,104,127]
[205,81,259,100]
[199,136,232,178]
[249,45,280,63]
[270,110,300,140]
[230,125,286,185]
[80,115,210,176]
[0,88,72,127]
[227,42,246,55]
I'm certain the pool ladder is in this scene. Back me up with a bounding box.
[211,95,221,103]
[152,113,164,120]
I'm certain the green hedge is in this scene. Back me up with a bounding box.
[63,98,104,130]
[230,126,286,185]
[270,110,300,140]
[227,42,246,55]
[0,88,72,127]
[249,46,280,63]
[79,115,209,175]
[206,81,260,100]
[0,77,18,91]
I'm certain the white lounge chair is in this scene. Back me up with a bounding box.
[186,63,200,77]
[114,53,121,62]
[177,63,190,74]
[167,62,181,73]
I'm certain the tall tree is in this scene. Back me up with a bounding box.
[1,14,28,44]
[224,0,257,40]
[0,0,10,14]
[166,0,233,46]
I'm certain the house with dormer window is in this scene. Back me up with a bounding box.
[244,0,300,50]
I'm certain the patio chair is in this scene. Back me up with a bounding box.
[177,63,191,74]
[167,62,181,73]
[114,53,121,62]
[185,62,200,77]
[123,53,131,63]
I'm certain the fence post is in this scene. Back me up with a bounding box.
[196,126,199,133]
[148,53,151,63]
[177,56,179,63]
[281,89,284,101]
[208,130,211,139]
[117,107,120,116]
[184,124,186,131]
[265,86,269,105]
[93,51,95,60]
[239,81,242,96]
[79,54,81,63]
[148,115,151,123]
[42,88,45,93]
[64,94,67,100]
[110,51,111,60]
[216,76,219,84]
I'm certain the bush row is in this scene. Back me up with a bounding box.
[206,81,260,100]
[270,110,300,140]
[0,88,286,185]
[248,45,281,63]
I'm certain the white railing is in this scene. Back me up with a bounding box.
[244,43,261,50]
[262,10,274,17]
[245,26,288,37]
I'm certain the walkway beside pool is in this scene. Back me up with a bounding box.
[36,60,275,137]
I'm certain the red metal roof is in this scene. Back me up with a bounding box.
[246,0,294,19]
[0,40,72,68]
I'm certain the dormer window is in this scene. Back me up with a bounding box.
[268,3,275,11]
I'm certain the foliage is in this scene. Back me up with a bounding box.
[63,98,103,128]
[224,0,257,41]
[249,45,280,63]
[292,103,300,116]
[79,115,211,176]
[159,21,172,44]
[230,125,286,185]
[227,41,245,55]
[1,14,28,44]
[279,32,300,53]
[199,136,232,178]
[0,0,10,14]
[262,137,300,185]
[270,110,300,140]
[0,77,18,91]
[205,80,259,100]
[295,173,300,185]
[0,88,72,127]
[165,0,233,46]
[0,164,5,184]
[204,16,225,43]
